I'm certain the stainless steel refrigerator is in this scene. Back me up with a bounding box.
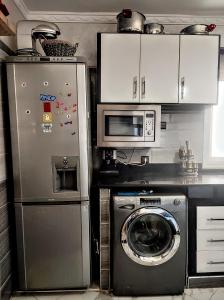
[6,56,91,290]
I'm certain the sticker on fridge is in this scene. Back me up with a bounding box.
[40,94,57,102]
[41,123,53,133]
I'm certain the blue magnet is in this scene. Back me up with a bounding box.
[40,94,56,102]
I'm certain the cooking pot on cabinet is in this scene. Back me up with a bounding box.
[144,23,164,34]
[180,24,216,34]
[117,9,146,33]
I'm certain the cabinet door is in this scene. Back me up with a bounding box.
[100,33,140,103]
[140,35,179,103]
[179,35,219,104]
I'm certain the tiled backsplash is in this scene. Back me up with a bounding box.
[116,110,204,164]
[153,110,204,163]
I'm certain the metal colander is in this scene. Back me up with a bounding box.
[41,39,78,56]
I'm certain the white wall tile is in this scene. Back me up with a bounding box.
[151,111,204,163]
[117,110,204,164]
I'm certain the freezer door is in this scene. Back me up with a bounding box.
[15,202,90,290]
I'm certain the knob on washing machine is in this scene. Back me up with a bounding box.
[173,198,181,206]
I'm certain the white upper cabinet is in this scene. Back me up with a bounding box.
[100,33,140,103]
[99,33,220,104]
[179,35,220,104]
[140,35,179,103]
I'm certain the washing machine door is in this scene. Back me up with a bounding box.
[121,207,180,266]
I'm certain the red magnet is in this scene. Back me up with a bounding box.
[64,107,68,111]
[43,102,51,112]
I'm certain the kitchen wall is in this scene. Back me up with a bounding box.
[57,21,211,164]
[0,2,24,299]
[0,0,24,52]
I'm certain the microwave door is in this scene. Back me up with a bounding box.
[103,111,145,142]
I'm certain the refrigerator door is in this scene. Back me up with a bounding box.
[7,63,89,202]
[15,202,90,290]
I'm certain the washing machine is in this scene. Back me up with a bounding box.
[112,192,187,296]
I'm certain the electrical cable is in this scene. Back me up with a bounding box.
[116,150,128,160]
[116,148,147,167]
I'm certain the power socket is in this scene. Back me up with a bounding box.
[141,156,149,165]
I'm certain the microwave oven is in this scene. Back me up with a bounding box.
[97,104,161,148]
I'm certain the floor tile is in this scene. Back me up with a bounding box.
[135,296,173,300]
[95,292,119,299]
[11,296,37,300]
[211,288,224,300]
[11,289,224,300]
[172,296,183,300]
[183,288,216,300]
[57,292,100,300]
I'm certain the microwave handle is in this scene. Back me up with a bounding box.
[133,76,138,99]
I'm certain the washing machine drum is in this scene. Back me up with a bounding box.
[121,207,180,266]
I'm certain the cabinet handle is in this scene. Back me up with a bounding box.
[133,76,137,99]
[141,76,145,98]
[207,261,224,265]
[207,218,224,221]
[181,77,185,99]
[207,239,224,242]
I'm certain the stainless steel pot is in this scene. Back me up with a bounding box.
[117,9,146,33]
[180,24,216,35]
[144,23,164,34]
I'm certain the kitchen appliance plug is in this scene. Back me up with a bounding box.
[141,156,149,165]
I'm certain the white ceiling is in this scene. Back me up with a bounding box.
[22,0,224,15]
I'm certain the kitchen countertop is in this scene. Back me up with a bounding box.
[96,165,224,188]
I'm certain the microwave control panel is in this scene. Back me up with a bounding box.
[144,112,155,141]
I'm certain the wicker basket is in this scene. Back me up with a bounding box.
[41,39,78,57]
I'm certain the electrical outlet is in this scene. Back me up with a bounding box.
[161,121,167,130]
[141,156,149,165]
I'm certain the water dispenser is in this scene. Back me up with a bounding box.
[52,156,79,192]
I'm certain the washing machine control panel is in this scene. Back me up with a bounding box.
[114,194,186,209]
[140,198,161,205]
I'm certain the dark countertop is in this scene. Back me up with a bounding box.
[98,174,224,188]
[96,164,224,188]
